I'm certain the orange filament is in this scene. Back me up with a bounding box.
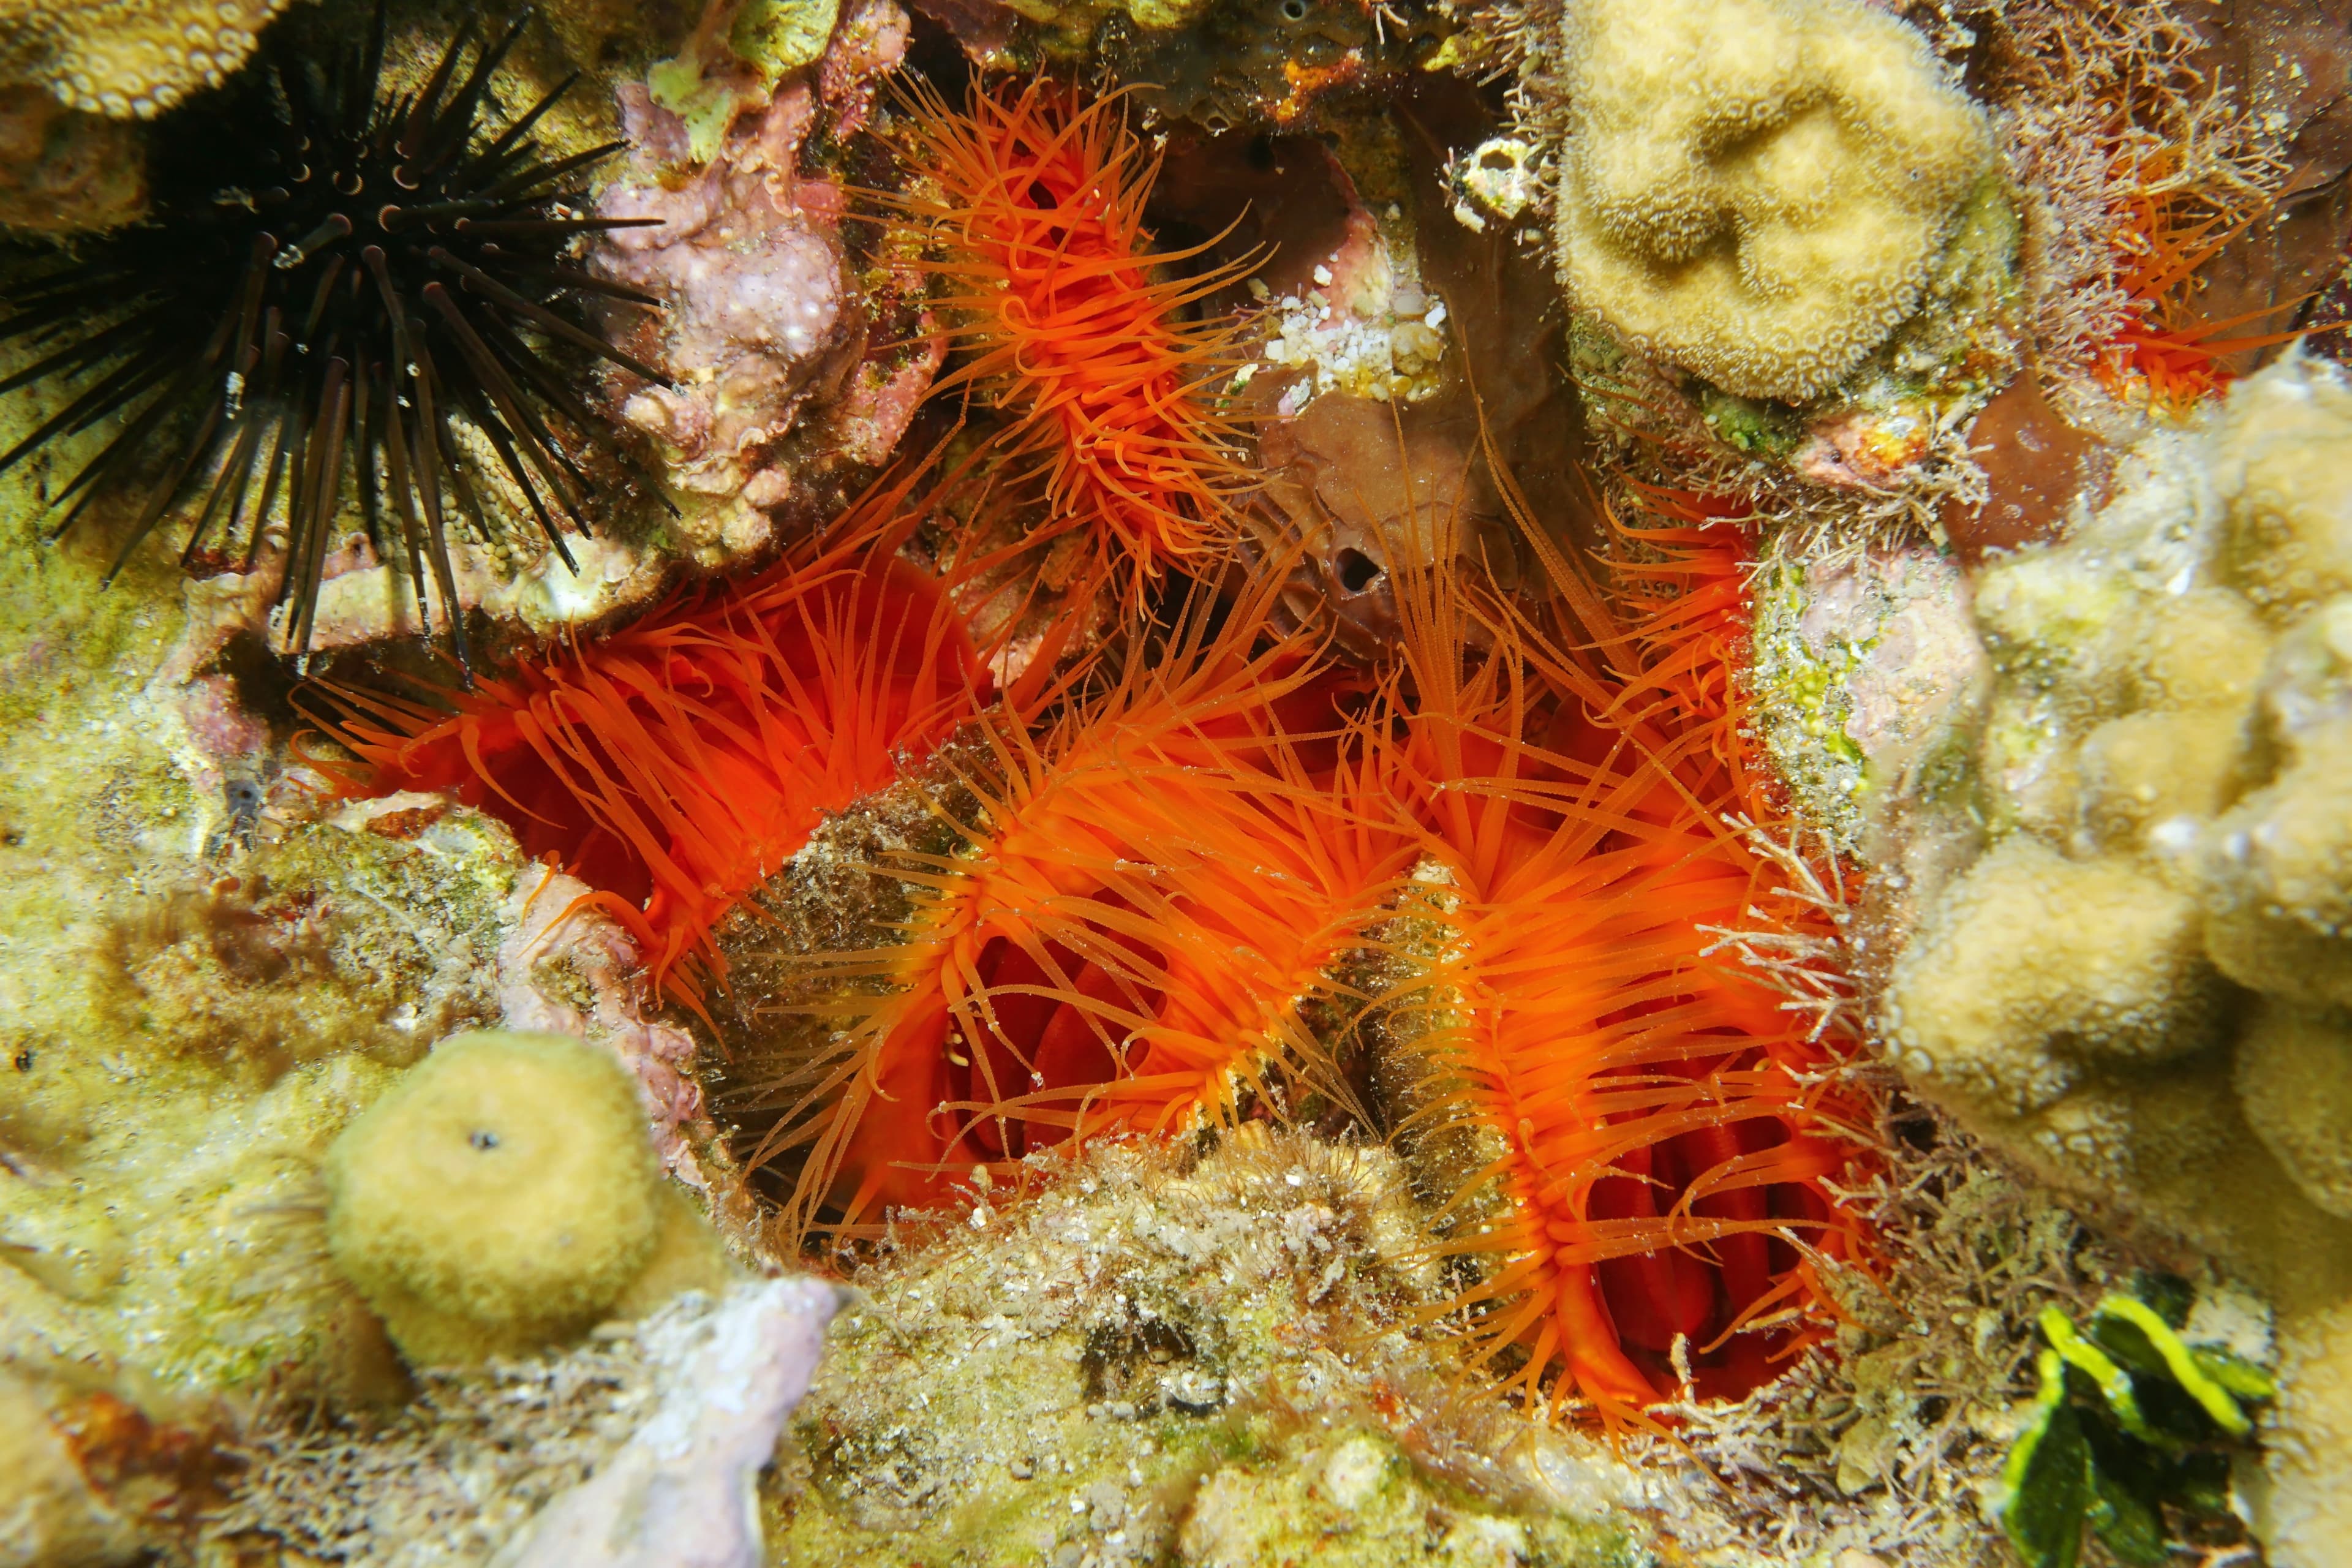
[1601,483,1777,819]
[309,483,987,1016]
[887,78,1254,609]
[751,577,1420,1240]
[1367,460,1871,1421]
[2100,190,2324,414]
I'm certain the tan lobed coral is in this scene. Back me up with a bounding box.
[1866,353,2352,1567]
[2260,1299,2352,1556]
[1551,0,1992,404]
[1880,356,2352,1303]
[0,0,281,119]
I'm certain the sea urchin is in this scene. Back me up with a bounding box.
[0,1,666,671]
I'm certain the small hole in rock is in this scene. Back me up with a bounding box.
[470,1129,501,1152]
[1333,547,1382,594]
[1281,0,1308,18]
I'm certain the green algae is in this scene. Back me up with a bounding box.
[1749,560,1874,844]
[648,0,843,165]
[1868,176,2026,405]
[1699,387,1804,460]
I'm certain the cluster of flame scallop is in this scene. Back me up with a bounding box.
[318,81,1876,1423]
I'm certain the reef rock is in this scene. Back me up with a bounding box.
[0,1373,140,1568]
[496,1278,839,1568]
[217,1280,836,1568]
[767,1126,1641,1566]
[0,83,141,231]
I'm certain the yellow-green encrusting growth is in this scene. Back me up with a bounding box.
[1553,0,1992,402]
[323,1030,725,1367]
[769,1128,1638,1568]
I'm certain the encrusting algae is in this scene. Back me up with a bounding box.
[2,0,2351,1562]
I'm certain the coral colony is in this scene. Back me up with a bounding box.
[2,0,2351,1564]
[1551,0,1992,402]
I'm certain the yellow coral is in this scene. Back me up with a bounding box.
[0,0,284,119]
[2079,706,2248,850]
[2263,1300,2352,1562]
[2225,366,2352,616]
[322,1030,723,1367]
[2237,1001,2352,1221]
[1874,366,2352,1556]
[1551,0,1991,402]
[1883,836,2223,1112]
[2203,736,2352,1013]
[2130,588,2271,711]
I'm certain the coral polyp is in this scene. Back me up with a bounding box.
[0,1,665,668]
[884,78,1254,608]
[311,478,986,1013]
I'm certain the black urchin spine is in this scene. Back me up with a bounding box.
[0,0,668,676]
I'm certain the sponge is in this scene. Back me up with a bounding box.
[1553,0,1991,402]
[323,1030,672,1366]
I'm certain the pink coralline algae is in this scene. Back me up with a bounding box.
[597,82,846,549]
[594,2,933,558]
[494,862,711,1188]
